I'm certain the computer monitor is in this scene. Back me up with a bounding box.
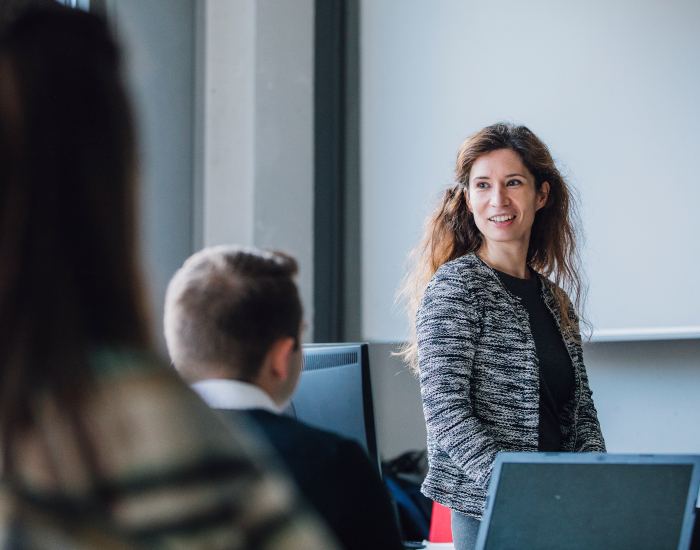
[282,342,380,474]
[476,452,700,550]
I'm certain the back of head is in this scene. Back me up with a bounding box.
[0,5,149,452]
[165,246,303,383]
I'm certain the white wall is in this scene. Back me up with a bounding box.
[369,343,428,460]
[109,0,196,352]
[253,0,314,336]
[197,0,316,340]
[360,0,700,460]
[584,339,700,454]
[198,0,256,249]
[360,0,700,343]
[105,0,316,347]
[370,340,700,461]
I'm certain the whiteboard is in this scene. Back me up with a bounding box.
[360,0,700,342]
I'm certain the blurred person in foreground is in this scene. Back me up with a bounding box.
[0,5,338,549]
[164,245,405,550]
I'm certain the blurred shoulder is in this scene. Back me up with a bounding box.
[85,347,257,477]
[11,347,340,549]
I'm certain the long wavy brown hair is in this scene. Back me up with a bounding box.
[398,122,587,372]
[0,6,151,472]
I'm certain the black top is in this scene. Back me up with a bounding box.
[494,268,575,452]
[215,408,405,550]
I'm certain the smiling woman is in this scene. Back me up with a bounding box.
[400,123,584,355]
[398,123,606,550]
[465,148,549,277]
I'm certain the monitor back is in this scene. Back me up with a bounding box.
[476,453,700,550]
[283,343,380,473]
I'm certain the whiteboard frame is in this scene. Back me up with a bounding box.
[590,327,700,342]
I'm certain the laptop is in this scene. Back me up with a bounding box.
[475,453,700,550]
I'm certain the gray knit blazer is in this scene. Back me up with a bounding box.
[416,254,605,517]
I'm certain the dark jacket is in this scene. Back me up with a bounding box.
[216,408,405,550]
[417,254,606,518]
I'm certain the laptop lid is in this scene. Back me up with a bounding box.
[475,452,700,550]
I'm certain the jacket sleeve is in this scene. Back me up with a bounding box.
[574,363,606,452]
[571,332,606,452]
[416,267,501,488]
[566,307,606,453]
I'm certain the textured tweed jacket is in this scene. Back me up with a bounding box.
[416,254,606,518]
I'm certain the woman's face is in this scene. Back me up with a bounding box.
[466,149,549,251]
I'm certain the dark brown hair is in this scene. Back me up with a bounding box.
[0,5,150,467]
[164,246,303,383]
[399,122,586,371]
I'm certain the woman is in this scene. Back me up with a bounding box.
[0,6,337,549]
[400,123,606,550]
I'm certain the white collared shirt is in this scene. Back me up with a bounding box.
[191,379,282,413]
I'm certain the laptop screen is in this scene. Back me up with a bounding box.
[476,453,700,550]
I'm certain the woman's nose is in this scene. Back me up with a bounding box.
[490,185,509,206]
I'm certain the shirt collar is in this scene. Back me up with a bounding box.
[191,379,281,413]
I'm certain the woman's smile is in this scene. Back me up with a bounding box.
[466,149,548,250]
[488,214,516,226]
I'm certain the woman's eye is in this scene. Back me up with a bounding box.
[475,181,488,189]
[507,179,522,186]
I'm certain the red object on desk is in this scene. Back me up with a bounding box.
[428,501,453,543]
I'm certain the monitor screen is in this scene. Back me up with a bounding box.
[477,453,700,550]
[282,343,380,474]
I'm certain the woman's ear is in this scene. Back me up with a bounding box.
[537,181,550,210]
[463,187,473,213]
